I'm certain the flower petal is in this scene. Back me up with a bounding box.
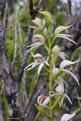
[24,62,38,71]
[42,97,50,106]
[64,94,72,104]
[29,18,42,29]
[27,42,42,53]
[55,25,72,36]
[45,58,49,66]
[58,34,77,45]
[60,59,79,69]
[38,63,44,75]
[27,42,41,48]
[33,34,45,42]
[63,69,79,85]
[37,95,50,107]
[59,52,67,60]
[39,11,52,22]
[52,67,59,76]
[24,62,35,70]
[52,45,60,53]
[58,34,73,37]
[32,53,43,58]
[58,77,68,87]
[61,112,76,121]
[55,81,64,93]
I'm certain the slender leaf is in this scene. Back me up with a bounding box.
[52,93,63,110]
[34,112,40,121]
[2,95,9,121]
[35,104,49,119]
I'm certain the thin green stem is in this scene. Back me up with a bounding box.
[48,34,53,121]
[49,71,53,121]
[51,36,57,48]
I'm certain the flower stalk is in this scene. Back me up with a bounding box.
[48,35,53,121]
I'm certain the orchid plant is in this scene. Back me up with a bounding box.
[24,10,80,121]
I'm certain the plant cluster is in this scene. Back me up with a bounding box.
[25,11,80,121]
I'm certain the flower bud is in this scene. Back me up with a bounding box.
[52,67,59,76]
[33,34,45,42]
[29,18,41,29]
[37,95,50,107]
[52,45,60,54]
